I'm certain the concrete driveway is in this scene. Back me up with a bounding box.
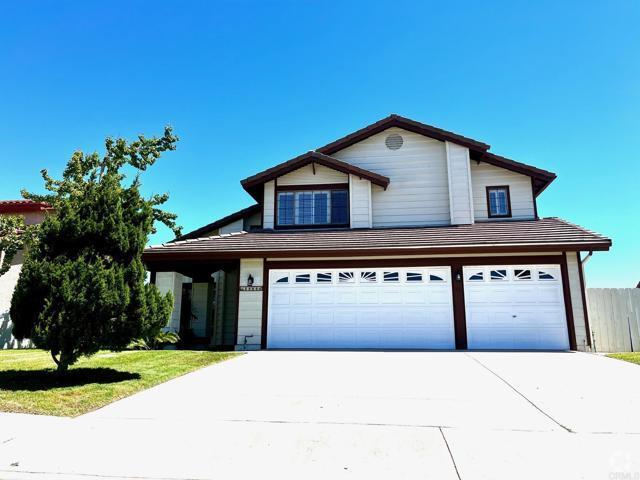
[1,351,640,479]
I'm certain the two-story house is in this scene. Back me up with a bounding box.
[143,115,611,351]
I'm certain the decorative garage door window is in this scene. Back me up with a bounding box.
[295,273,310,283]
[467,267,556,283]
[538,270,556,280]
[316,272,332,283]
[467,271,484,281]
[406,272,422,282]
[383,271,399,282]
[360,271,377,283]
[271,268,450,286]
[514,269,532,280]
[338,271,355,283]
[490,269,508,281]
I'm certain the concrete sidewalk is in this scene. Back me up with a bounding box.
[1,351,639,479]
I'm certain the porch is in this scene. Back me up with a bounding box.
[151,260,240,350]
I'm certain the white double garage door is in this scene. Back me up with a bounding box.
[267,265,570,350]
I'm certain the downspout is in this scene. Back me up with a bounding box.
[581,251,593,266]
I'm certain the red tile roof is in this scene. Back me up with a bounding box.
[0,200,52,214]
[143,218,611,264]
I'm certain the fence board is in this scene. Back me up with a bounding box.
[588,288,640,352]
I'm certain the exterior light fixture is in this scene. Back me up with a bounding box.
[247,274,254,286]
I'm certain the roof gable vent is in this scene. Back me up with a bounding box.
[385,133,403,150]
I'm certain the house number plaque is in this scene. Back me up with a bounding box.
[239,286,263,292]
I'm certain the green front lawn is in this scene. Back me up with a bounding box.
[607,352,640,365]
[0,349,240,417]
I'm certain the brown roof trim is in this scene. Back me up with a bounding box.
[144,242,611,264]
[317,114,491,154]
[240,151,390,199]
[173,204,261,242]
[470,151,557,196]
[145,218,612,265]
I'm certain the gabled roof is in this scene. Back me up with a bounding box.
[317,114,491,154]
[0,200,52,214]
[470,152,557,196]
[241,151,390,200]
[240,114,556,202]
[144,218,611,264]
[173,204,261,242]
[315,114,556,196]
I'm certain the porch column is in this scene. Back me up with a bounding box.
[154,271,184,332]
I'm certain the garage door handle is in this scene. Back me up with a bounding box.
[512,315,517,318]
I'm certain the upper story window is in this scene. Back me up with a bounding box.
[486,186,511,218]
[276,188,348,227]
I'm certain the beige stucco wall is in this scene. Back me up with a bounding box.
[236,258,264,350]
[0,250,31,349]
[470,162,535,221]
[566,252,589,350]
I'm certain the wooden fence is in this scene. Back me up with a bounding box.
[587,288,640,353]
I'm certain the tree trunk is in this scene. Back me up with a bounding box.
[51,351,69,374]
[56,360,69,374]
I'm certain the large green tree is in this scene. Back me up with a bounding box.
[11,127,181,372]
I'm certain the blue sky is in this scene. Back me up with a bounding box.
[0,1,638,287]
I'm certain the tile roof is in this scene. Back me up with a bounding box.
[143,218,611,263]
[0,200,52,213]
[174,204,261,242]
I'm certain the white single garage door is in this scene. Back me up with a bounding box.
[267,267,455,349]
[463,265,569,350]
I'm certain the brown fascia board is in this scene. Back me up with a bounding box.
[240,151,390,199]
[316,114,491,155]
[172,204,261,242]
[143,241,612,264]
[469,151,557,196]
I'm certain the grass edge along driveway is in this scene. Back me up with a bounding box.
[0,349,241,417]
[606,352,640,365]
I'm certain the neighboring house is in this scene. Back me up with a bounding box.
[143,114,611,351]
[0,200,52,348]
